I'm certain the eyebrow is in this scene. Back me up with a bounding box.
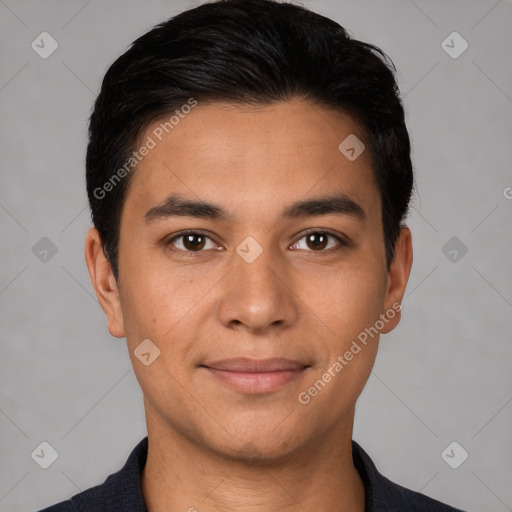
[144,192,366,224]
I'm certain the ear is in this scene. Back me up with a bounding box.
[84,227,126,338]
[380,226,413,334]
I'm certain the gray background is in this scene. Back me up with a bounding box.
[1,0,511,510]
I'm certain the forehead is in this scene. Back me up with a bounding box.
[123,99,380,226]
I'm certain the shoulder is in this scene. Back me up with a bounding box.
[37,474,122,512]
[38,501,76,512]
[36,438,149,512]
[380,475,466,511]
[37,483,105,512]
[351,440,466,512]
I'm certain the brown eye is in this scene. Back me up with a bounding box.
[182,233,206,251]
[166,231,217,252]
[291,231,346,252]
[305,232,329,250]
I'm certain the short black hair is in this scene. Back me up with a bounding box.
[86,0,413,282]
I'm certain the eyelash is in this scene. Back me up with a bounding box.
[165,229,348,254]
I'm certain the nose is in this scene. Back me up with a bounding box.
[216,241,299,334]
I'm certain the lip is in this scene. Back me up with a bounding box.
[201,357,309,394]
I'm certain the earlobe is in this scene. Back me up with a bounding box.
[381,226,413,334]
[84,227,126,338]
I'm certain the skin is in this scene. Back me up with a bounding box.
[85,98,413,512]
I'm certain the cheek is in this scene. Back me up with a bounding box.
[118,269,172,348]
[118,260,213,367]
[297,266,384,413]
[303,258,387,339]
[120,272,196,403]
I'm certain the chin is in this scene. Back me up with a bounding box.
[205,417,309,464]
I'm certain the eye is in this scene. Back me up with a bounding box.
[165,229,348,254]
[290,230,347,252]
[166,231,219,252]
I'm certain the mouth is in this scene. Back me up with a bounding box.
[200,357,310,394]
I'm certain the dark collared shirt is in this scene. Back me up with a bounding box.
[39,437,465,511]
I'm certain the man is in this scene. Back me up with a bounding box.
[40,0,466,510]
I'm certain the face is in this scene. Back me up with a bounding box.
[86,98,412,460]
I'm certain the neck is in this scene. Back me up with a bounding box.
[141,409,365,512]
